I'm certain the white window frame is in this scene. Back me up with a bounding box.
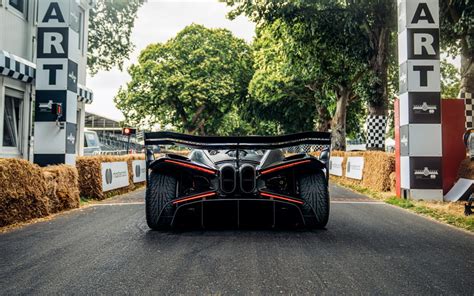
[78,7,86,55]
[0,79,28,158]
[7,0,28,21]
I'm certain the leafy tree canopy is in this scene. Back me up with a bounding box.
[114,24,254,135]
[440,0,474,93]
[88,0,145,75]
[247,21,317,134]
[441,59,461,98]
[222,0,399,149]
[440,0,474,57]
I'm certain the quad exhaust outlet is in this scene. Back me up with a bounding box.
[240,164,256,193]
[220,164,236,194]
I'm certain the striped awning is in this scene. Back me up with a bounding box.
[1,49,94,104]
[78,84,93,104]
[0,50,35,83]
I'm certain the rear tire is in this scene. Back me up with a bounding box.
[299,171,330,229]
[146,172,177,230]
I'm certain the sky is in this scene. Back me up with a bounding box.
[85,1,461,121]
[85,0,256,121]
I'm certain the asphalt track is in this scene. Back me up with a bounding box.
[0,185,473,295]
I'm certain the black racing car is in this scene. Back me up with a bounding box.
[144,131,331,229]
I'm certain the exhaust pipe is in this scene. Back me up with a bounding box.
[240,164,256,193]
[220,164,236,194]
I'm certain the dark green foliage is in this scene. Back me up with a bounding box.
[114,24,254,135]
[88,0,145,75]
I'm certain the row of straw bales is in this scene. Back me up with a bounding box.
[311,151,396,192]
[1,154,147,227]
[0,159,79,227]
[76,154,145,200]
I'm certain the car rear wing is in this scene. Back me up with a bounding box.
[144,131,331,150]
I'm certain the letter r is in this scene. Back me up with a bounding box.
[43,32,65,55]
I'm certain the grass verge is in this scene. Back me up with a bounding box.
[80,196,92,206]
[331,178,474,233]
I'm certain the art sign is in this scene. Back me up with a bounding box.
[34,1,80,166]
[398,0,443,200]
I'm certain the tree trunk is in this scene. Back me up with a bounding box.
[315,101,331,132]
[367,27,390,150]
[460,50,474,94]
[460,41,474,129]
[331,89,350,151]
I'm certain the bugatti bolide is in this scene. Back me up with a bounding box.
[144,131,331,230]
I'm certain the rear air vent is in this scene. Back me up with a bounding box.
[220,165,236,194]
[240,164,256,193]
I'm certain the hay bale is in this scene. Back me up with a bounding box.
[43,165,80,213]
[76,154,146,200]
[360,151,395,192]
[389,172,397,193]
[0,159,49,227]
[312,150,395,192]
[76,156,103,199]
[162,150,190,156]
[457,158,474,179]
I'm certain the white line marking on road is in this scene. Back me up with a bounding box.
[330,201,385,204]
[91,202,145,206]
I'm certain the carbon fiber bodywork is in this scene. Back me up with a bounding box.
[144,131,331,228]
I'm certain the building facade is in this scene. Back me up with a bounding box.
[0,0,93,162]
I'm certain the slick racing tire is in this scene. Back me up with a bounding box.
[299,171,330,229]
[146,172,177,230]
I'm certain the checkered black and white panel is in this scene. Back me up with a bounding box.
[398,0,443,201]
[366,115,387,149]
[78,84,94,104]
[0,50,35,83]
[283,144,329,154]
[34,0,80,167]
[461,92,473,129]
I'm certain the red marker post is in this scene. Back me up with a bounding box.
[122,128,136,154]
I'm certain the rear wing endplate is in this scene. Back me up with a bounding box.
[144,131,331,150]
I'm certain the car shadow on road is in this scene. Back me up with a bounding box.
[143,225,328,241]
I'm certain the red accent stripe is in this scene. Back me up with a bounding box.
[260,160,311,175]
[260,192,304,205]
[172,191,217,205]
[164,159,216,174]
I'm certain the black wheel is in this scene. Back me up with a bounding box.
[146,172,177,230]
[299,171,330,229]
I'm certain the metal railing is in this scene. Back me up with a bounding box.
[92,150,130,156]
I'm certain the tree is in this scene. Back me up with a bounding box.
[247,22,318,134]
[88,0,145,75]
[441,59,461,98]
[349,1,396,119]
[114,24,254,135]
[222,0,371,150]
[249,21,368,138]
[440,0,474,95]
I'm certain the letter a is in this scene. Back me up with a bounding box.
[42,2,65,23]
[411,3,435,24]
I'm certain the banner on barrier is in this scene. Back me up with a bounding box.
[132,160,146,183]
[329,157,344,176]
[101,162,129,192]
[346,157,364,180]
